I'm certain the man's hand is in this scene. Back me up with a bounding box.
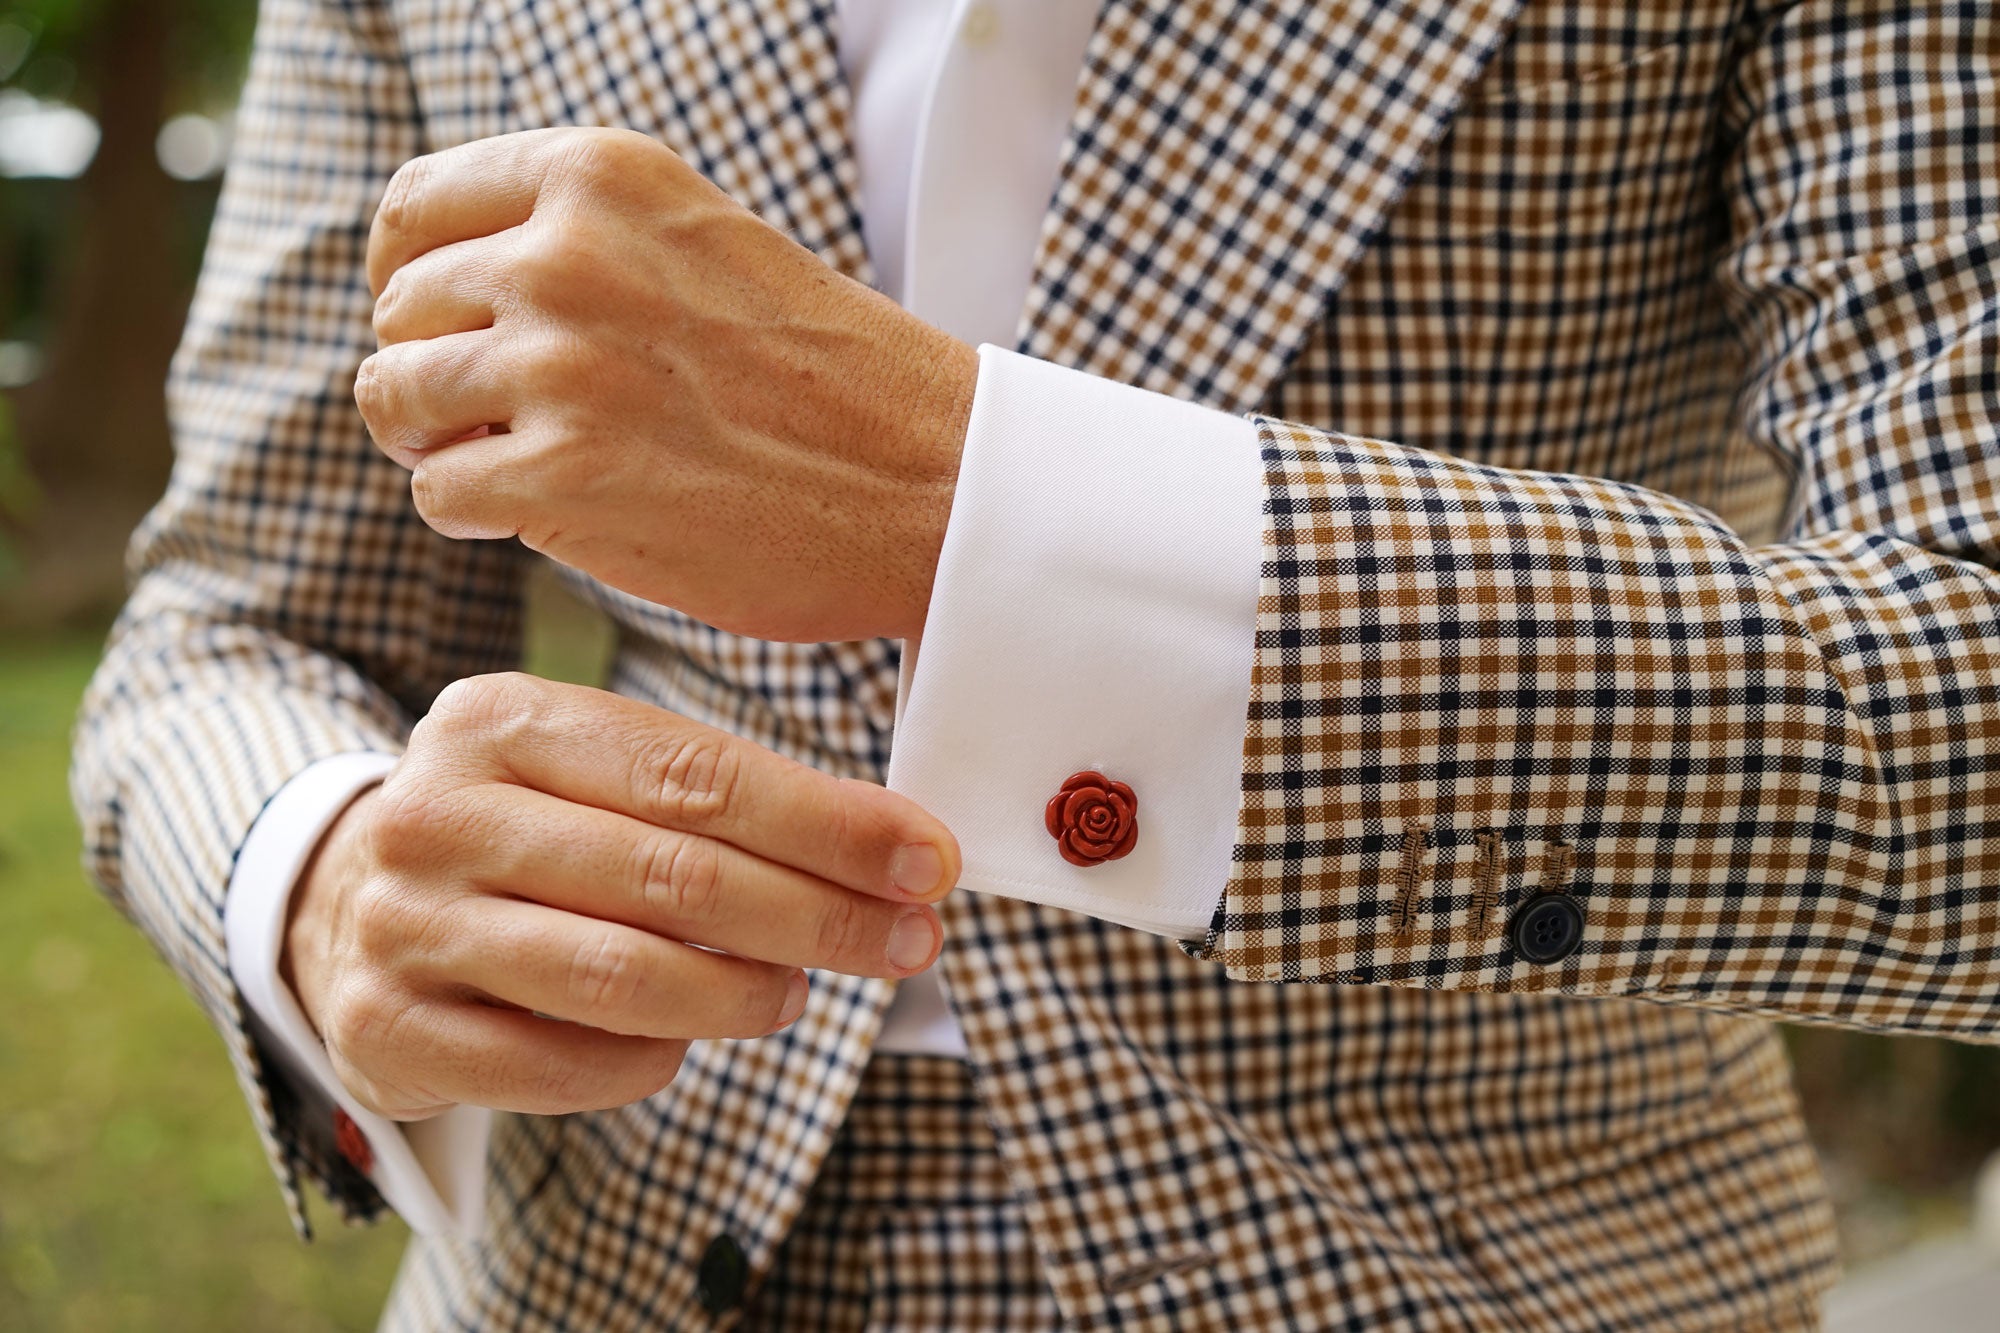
[356,127,979,644]
[282,673,958,1121]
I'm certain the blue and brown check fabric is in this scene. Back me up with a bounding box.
[1207,0,2000,1045]
[69,0,1994,1327]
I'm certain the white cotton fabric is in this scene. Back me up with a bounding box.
[223,752,492,1236]
[888,347,1260,939]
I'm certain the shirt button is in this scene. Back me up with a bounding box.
[960,2,999,47]
[1508,893,1585,964]
[696,1233,748,1315]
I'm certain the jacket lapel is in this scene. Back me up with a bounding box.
[1018,0,1525,415]
[480,0,875,286]
[481,0,1518,412]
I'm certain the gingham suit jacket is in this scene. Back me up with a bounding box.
[71,0,1997,1327]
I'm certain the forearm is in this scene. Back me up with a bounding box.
[1203,414,2000,1039]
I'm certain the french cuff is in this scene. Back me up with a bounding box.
[224,751,491,1239]
[887,345,1262,940]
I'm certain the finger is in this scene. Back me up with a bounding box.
[451,783,942,978]
[404,428,541,541]
[355,329,513,463]
[433,895,810,1040]
[368,130,577,295]
[330,996,694,1119]
[427,674,961,903]
[374,231,513,345]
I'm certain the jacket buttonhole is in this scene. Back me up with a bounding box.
[1472,830,1505,936]
[1539,839,1575,894]
[1391,821,1430,941]
[1102,1244,1217,1294]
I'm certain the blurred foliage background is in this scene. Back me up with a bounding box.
[1,0,1997,1329]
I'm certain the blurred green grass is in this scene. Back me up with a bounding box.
[0,633,407,1332]
[0,576,611,1332]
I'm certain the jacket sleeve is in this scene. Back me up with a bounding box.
[1199,0,2000,1040]
[69,0,522,1234]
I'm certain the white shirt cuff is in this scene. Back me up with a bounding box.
[224,751,491,1238]
[888,346,1262,939]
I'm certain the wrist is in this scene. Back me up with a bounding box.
[888,327,978,639]
[282,786,377,1040]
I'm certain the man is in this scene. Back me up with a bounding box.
[72,0,1998,1327]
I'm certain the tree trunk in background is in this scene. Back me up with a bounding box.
[4,0,184,628]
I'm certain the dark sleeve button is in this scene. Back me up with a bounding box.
[1508,893,1584,964]
[696,1233,748,1315]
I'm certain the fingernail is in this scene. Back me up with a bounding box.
[890,843,947,899]
[886,913,938,973]
[778,972,808,1027]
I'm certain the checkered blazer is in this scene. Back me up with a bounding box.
[72,0,1997,1326]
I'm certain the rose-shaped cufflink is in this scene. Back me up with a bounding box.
[333,1106,374,1176]
[1045,771,1138,867]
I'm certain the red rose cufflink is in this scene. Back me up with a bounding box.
[333,1106,375,1177]
[1046,771,1138,866]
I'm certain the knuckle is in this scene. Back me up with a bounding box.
[641,730,740,826]
[345,871,404,947]
[520,328,579,392]
[325,973,400,1064]
[371,275,404,341]
[322,986,365,1056]
[821,781,862,865]
[430,672,522,730]
[407,462,456,528]
[520,1051,587,1114]
[343,1077,397,1121]
[832,776,908,858]
[376,156,429,241]
[641,833,720,925]
[517,224,582,292]
[838,777,904,840]
[421,673,537,761]
[563,127,641,183]
[567,932,641,1015]
[818,895,880,969]
[520,1042,673,1115]
[326,1046,399,1118]
[368,762,431,831]
[410,455,513,543]
[366,784,453,871]
[348,879,439,978]
[352,352,393,420]
[401,714,444,764]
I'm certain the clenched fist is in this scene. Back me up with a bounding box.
[283,673,958,1121]
[356,126,979,644]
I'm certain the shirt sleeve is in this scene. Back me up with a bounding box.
[224,753,492,1238]
[887,344,1262,938]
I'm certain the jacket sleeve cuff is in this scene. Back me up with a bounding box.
[887,345,1262,939]
[225,752,492,1238]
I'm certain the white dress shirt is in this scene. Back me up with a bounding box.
[223,0,1261,1235]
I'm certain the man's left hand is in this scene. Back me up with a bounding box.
[359,127,977,644]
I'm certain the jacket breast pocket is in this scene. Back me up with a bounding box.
[1445,40,1714,241]
[1368,37,1735,482]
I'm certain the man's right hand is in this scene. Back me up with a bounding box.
[281,672,958,1121]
